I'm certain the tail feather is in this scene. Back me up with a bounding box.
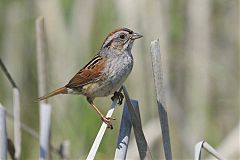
[38,87,68,101]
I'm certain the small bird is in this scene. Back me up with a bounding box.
[39,28,142,129]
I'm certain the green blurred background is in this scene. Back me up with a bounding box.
[0,0,239,159]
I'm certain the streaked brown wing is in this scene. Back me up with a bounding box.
[65,55,107,89]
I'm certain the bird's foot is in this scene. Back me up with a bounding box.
[101,116,115,129]
[111,91,124,105]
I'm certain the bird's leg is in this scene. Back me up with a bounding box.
[111,91,124,105]
[87,97,115,129]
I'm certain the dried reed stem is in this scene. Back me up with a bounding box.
[36,16,51,160]
[13,88,21,160]
[0,104,7,159]
[86,99,117,160]
[122,86,152,160]
[114,100,134,160]
[0,59,21,159]
[150,39,172,160]
[195,141,225,160]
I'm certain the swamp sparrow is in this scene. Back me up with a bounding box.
[39,28,142,129]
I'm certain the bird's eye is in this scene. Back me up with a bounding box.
[119,34,126,39]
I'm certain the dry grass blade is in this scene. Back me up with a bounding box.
[150,39,172,160]
[114,100,134,160]
[0,58,21,159]
[36,16,51,160]
[122,86,152,160]
[86,99,117,160]
[36,16,49,102]
[0,59,17,88]
[0,104,7,159]
[195,141,226,160]
[13,88,21,160]
[39,103,52,160]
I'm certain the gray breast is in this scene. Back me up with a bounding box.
[93,52,133,97]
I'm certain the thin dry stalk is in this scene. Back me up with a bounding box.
[122,86,152,160]
[0,104,7,159]
[86,99,117,160]
[36,16,51,160]
[13,88,21,160]
[114,100,134,160]
[0,59,21,159]
[150,40,172,160]
[36,16,48,101]
[195,141,226,160]
[0,59,17,88]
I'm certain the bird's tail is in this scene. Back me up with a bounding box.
[38,87,68,101]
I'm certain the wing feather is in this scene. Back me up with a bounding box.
[65,55,106,89]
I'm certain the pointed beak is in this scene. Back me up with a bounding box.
[131,32,143,40]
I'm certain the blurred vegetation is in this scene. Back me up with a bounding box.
[0,0,239,159]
